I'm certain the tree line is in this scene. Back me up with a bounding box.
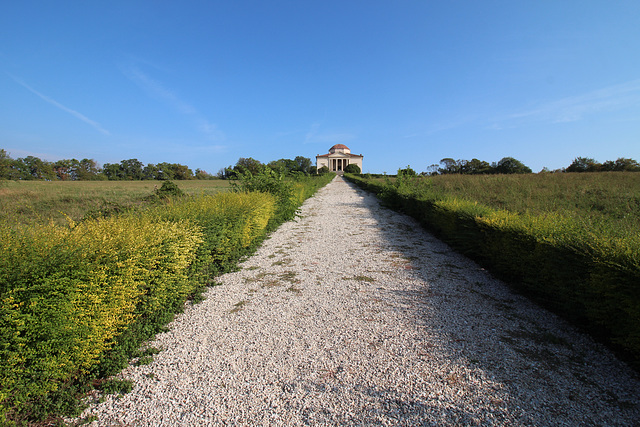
[0,148,215,181]
[218,156,321,179]
[0,149,321,181]
[417,156,640,176]
[564,157,640,173]
[424,157,533,175]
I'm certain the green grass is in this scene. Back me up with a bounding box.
[384,172,640,242]
[0,179,231,225]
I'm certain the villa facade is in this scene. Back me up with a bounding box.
[316,144,363,174]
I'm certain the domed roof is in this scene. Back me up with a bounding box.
[330,144,349,150]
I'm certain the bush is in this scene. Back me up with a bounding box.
[154,180,184,198]
[344,164,361,174]
[0,171,335,423]
[0,215,203,423]
[232,166,299,224]
[344,173,640,369]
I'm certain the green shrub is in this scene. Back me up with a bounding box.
[344,164,361,174]
[0,215,203,423]
[344,173,640,369]
[0,171,334,424]
[154,180,184,198]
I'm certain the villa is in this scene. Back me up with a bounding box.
[316,144,363,174]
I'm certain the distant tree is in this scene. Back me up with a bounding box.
[143,163,159,180]
[217,166,236,179]
[566,157,600,173]
[18,156,55,180]
[76,158,101,180]
[267,158,297,174]
[397,165,417,176]
[294,156,312,174]
[102,162,123,180]
[195,169,212,179]
[234,157,263,175]
[155,162,175,180]
[611,157,640,172]
[424,164,440,176]
[493,157,532,174]
[54,159,79,180]
[172,164,194,180]
[120,159,144,180]
[438,158,462,174]
[344,163,361,174]
[465,158,493,174]
[0,149,12,179]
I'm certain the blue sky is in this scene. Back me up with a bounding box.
[2,1,639,174]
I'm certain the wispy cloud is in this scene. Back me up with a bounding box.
[122,65,224,141]
[8,73,110,135]
[304,122,355,144]
[499,79,640,126]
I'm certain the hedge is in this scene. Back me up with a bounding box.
[0,215,203,423]
[344,173,640,369]
[0,174,333,424]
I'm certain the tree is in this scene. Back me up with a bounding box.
[172,164,193,180]
[217,167,234,179]
[613,157,640,172]
[195,169,212,180]
[155,162,175,180]
[397,165,417,176]
[425,164,440,176]
[566,157,600,173]
[76,158,101,180]
[494,157,532,174]
[18,156,55,180]
[344,163,361,174]
[102,163,123,180]
[294,156,312,174]
[465,158,493,174]
[120,159,144,180]
[438,158,462,174]
[267,158,297,174]
[143,163,159,180]
[0,149,12,179]
[234,157,262,175]
[54,159,79,180]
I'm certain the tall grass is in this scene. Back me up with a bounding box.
[380,172,640,246]
[422,172,640,238]
[0,180,231,226]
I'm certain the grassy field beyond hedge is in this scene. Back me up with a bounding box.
[346,172,640,371]
[0,179,232,226]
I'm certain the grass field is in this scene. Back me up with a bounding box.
[0,179,231,226]
[386,172,640,242]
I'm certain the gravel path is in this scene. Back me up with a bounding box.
[77,176,640,426]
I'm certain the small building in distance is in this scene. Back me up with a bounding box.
[316,144,363,174]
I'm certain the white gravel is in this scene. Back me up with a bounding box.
[76,175,640,426]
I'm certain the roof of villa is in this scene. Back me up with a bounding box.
[317,152,363,158]
[330,144,350,150]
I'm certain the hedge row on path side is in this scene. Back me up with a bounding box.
[0,173,334,425]
[344,173,640,370]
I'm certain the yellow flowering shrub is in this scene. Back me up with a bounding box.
[0,216,203,422]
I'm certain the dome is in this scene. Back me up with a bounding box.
[329,144,350,154]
